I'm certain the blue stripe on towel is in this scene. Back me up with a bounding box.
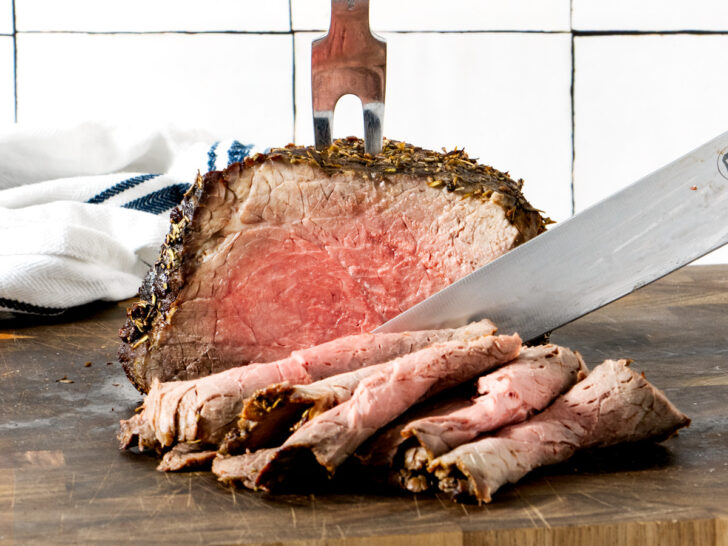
[0,297,67,316]
[207,141,220,172]
[87,173,160,204]
[122,183,191,215]
[227,140,253,165]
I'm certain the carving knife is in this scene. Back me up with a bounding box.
[375,131,728,338]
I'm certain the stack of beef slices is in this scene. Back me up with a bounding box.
[119,322,689,504]
[117,140,689,503]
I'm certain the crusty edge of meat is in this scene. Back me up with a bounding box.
[118,137,547,392]
[118,167,227,393]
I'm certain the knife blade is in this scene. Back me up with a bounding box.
[374,131,728,338]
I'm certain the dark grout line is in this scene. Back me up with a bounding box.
[16,29,294,35]
[12,29,728,38]
[11,0,16,123]
[12,28,574,36]
[569,0,575,216]
[291,28,573,34]
[573,29,728,36]
[289,0,296,143]
[569,34,576,217]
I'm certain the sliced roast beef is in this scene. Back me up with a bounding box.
[213,448,279,491]
[350,393,473,492]
[353,393,471,471]
[119,320,497,453]
[429,359,690,504]
[118,138,546,392]
[402,344,587,458]
[355,344,587,492]
[156,443,217,472]
[242,334,521,492]
[220,362,391,454]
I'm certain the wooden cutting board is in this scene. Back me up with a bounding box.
[1,265,727,545]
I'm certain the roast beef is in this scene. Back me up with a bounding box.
[213,448,279,491]
[350,393,472,492]
[353,344,587,491]
[220,362,391,454]
[223,325,501,454]
[156,443,217,472]
[429,359,690,504]
[119,320,497,453]
[402,344,587,458]
[118,138,546,392]
[222,334,522,491]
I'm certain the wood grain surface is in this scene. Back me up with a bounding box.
[0,265,727,545]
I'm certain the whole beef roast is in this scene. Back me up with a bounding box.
[118,138,546,392]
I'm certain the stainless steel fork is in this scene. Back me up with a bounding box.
[311,0,387,155]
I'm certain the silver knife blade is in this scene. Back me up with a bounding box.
[374,131,728,338]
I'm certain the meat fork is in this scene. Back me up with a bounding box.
[312,0,387,155]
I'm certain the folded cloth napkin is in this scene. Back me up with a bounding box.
[0,122,263,316]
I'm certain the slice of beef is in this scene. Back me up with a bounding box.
[119,320,497,453]
[220,362,390,454]
[119,138,546,392]
[213,448,279,491]
[156,443,217,472]
[429,359,690,504]
[248,334,521,492]
[402,344,587,458]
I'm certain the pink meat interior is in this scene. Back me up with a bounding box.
[166,165,519,367]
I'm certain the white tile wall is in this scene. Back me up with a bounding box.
[16,33,293,144]
[0,36,13,125]
[574,34,728,263]
[5,4,728,263]
[15,0,290,32]
[573,0,728,31]
[296,32,573,221]
[292,0,570,31]
[0,0,12,35]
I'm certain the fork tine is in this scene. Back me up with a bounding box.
[312,0,387,154]
[363,102,384,155]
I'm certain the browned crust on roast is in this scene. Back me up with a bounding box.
[118,168,227,392]
[119,138,548,392]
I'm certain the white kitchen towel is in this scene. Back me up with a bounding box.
[0,122,263,316]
